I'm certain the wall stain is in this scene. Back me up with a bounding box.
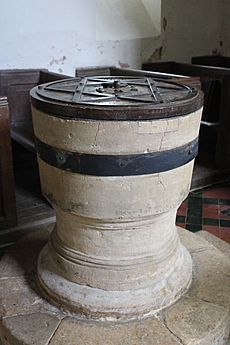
[212,48,222,55]
[147,46,163,62]
[97,45,104,55]
[49,55,67,66]
[163,17,167,32]
[118,61,130,68]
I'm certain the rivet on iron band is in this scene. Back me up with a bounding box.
[35,137,199,177]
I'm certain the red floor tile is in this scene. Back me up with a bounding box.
[202,225,220,237]
[219,227,230,243]
[176,223,186,228]
[175,183,230,244]
[179,200,188,209]
[177,201,188,216]
[203,186,230,199]
[202,204,219,218]
[177,208,187,217]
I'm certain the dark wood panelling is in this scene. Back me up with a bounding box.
[75,66,113,77]
[0,97,17,230]
[142,61,230,169]
[0,69,70,230]
[215,78,230,169]
[192,55,230,69]
[0,69,44,126]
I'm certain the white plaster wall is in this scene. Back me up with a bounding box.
[0,0,227,75]
[0,0,161,75]
[0,0,96,75]
[97,0,161,40]
[221,0,230,56]
[142,0,224,64]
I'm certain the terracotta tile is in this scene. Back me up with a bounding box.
[220,227,230,243]
[203,187,230,199]
[202,226,220,238]
[202,204,219,219]
[177,202,187,213]
[203,212,219,219]
[176,223,186,228]
[203,204,219,214]
[182,200,188,207]
[177,208,187,217]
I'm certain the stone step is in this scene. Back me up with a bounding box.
[197,230,230,257]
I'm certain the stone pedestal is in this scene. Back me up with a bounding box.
[37,162,194,319]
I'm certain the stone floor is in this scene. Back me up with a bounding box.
[0,225,229,345]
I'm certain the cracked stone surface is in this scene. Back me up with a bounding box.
[0,277,45,319]
[0,313,61,345]
[0,226,229,345]
[49,317,181,345]
[161,296,229,345]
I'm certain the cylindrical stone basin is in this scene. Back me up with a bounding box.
[30,76,203,321]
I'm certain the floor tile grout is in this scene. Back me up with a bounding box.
[176,183,230,242]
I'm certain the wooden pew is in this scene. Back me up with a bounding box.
[0,97,17,230]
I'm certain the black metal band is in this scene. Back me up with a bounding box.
[35,137,199,176]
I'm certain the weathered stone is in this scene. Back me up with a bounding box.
[49,317,181,345]
[0,277,57,319]
[33,108,202,155]
[0,277,40,319]
[0,313,61,345]
[38,242,192,320]
[178,227,212,253]
[162,296,229,345]
[198,231,230,257]
[179,227,230,312]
